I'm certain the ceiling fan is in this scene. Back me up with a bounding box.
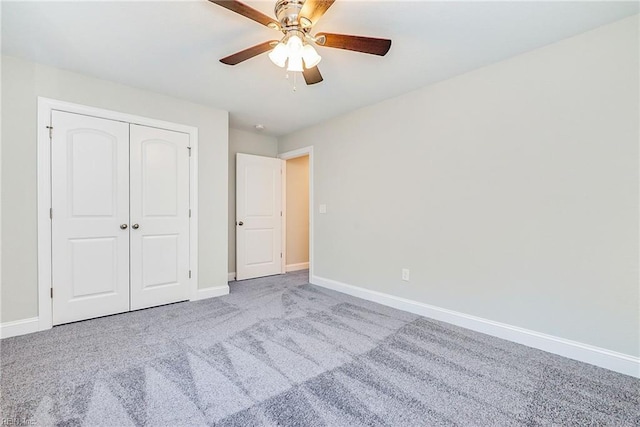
[209,0,392,85]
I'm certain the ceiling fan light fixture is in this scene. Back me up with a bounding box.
[287,54,304,72]
[268,42,288,67]
[302,44,322,68]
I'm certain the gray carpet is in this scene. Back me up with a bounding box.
[1,270,638,426]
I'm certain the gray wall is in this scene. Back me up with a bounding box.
[228,129,278,275]
[1,55,229,323]
[279,16,639,356]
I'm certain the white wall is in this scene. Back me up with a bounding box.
[1,55,229,323]
[228,128,278,275]
[279,16,639,357]
[286,156,309,267]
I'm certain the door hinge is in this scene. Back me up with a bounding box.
[189,270,192,278]
[280,211,282,217]
[46,126,53,139]
[50,288,53,298]
[50,208,53,219]
[280,253,282,258]
[188,147,192,157]
[189,209,191,218]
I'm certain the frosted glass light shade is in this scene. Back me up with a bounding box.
[286,35,303,54]
[302,44,321,68]
[270,35,320,72]
[287,54,304,72]
[268,42,288,68]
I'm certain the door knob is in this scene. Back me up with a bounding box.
[120,224,128,230]
[238,221,244,226]
[132,224,139,230]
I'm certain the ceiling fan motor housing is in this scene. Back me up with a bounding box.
[275,0,306,29]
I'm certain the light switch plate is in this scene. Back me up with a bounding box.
[319,204,327,214]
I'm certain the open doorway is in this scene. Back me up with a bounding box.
[283,155,309,272]
[234,148,313,281]
[280,147,314,279]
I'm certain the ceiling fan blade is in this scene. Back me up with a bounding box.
[315,32,391,56]
[302,66,323,85]
[220,41,278,65]
[209,0,280,30]
[299,0,335,27]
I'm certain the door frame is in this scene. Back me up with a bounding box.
[37,97,199,332]
[278,147,314,278]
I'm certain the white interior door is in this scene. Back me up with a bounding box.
[129,125,190,310]
[51,111,130,325]
[236,153,283,280]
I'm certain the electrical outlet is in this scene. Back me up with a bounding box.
[402,269,410,281]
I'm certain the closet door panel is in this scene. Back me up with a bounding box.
[129,125,190,310]
[51,111,130,325]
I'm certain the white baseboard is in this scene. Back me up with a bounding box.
[191,285,230,301]
[311,275,640,378]
[228,272,236,282]
[286,262,309,272]
[0,317,40,339]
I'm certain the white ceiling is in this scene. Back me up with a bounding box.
[2,1,638,136]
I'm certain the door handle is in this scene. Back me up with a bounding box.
[120,224,128,230]
[132,224,140,230]
[238,221,244,226]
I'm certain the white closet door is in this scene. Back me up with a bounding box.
[129,125,190,310]
[236,153,283,280]
[51,111,130,325]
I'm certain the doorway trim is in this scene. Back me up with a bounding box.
[37,97,199,332]
[278,146,314,278]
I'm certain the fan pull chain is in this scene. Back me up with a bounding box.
[284,71,298,92]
